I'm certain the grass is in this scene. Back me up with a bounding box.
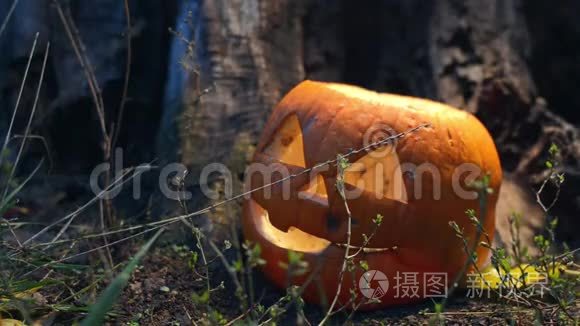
[80,228,164,326]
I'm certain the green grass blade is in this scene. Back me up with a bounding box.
[80,228,164,326]
[0,158,43,214]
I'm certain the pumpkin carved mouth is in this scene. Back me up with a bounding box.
[242,80,502,308]
[252,200,395,254]
[250,200,331,254]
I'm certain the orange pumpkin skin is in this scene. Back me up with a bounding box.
[242,81,502,309]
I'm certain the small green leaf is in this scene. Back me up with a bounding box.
[359,260,369,271]
[373,214,383,226]
[191,290,210,304]
[434,302,443,313]
[499,258,511,273]
[233,259,243,272]
[288,250,303,265]
[549,143,559,156]
[188,251,199,271]
[549,218,558,230]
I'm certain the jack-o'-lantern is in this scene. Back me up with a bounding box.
[242,80,502,309]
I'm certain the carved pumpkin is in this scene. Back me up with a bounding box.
[242,80,502,309]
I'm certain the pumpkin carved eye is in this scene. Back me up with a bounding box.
[344,147,408,203]
[263,113,330,206]
[263,114,306,168]
[298,174,329,205]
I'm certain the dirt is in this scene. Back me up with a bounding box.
[109,245,567,326]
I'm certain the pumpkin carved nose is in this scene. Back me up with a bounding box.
[249,112,341,235]
[249,165,335,235]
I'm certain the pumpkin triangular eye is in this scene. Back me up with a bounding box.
[344,145,408,203]
[298,174,328,203]
[263,114,306,168]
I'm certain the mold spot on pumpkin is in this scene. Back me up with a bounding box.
[280,135,294,147]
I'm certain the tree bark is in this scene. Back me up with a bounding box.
[155,0,308,238]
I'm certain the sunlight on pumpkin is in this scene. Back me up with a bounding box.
[263,114,306,167]
[325,83,454,115]
[250,200,330,253]
[344,147,408,203]
[326,83,418,109]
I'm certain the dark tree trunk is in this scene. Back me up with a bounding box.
[158,0,306,172]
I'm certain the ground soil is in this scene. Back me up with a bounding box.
[111,245,574,325]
